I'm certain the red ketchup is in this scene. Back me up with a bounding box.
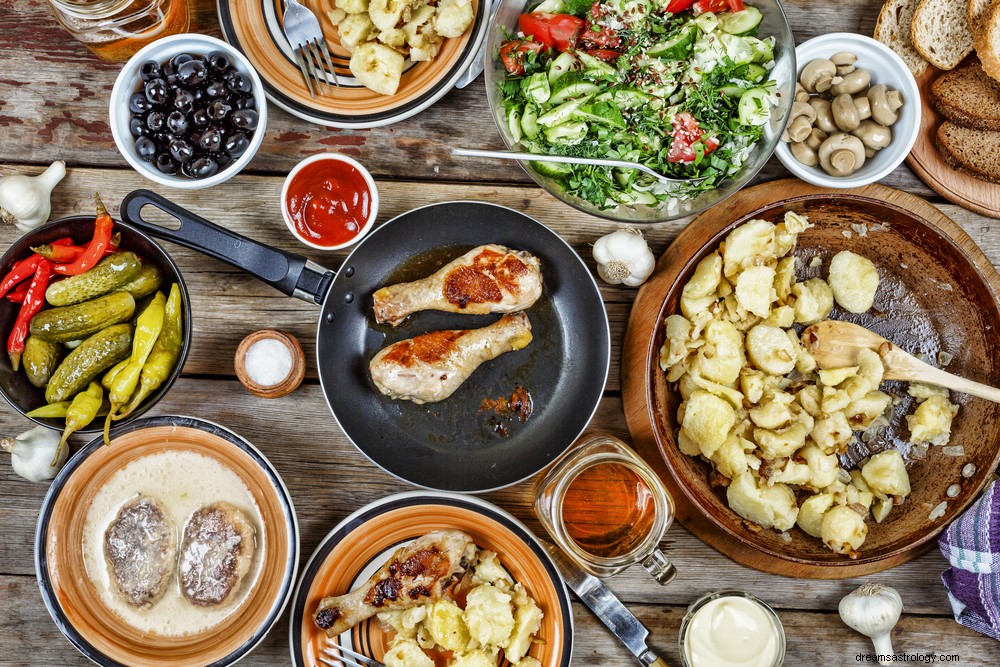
[285,159,372,247]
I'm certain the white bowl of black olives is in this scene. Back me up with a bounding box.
[110,33,267,189]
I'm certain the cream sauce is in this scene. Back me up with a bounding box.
[684,596,782,667]
[81,450,265,637]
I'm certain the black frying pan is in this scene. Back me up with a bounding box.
[120,190,610,492]
[0,216,193,432]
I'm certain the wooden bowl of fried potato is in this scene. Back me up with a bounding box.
[623,179,1000,578]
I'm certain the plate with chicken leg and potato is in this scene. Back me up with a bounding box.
[121,193,610,493]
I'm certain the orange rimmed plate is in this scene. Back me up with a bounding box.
[217,0,487,128]
[289,491,573,666]
[35,416,299,666]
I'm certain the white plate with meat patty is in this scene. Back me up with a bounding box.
[289,491,573,667]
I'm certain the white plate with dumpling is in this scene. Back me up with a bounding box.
[622,179,1000,578]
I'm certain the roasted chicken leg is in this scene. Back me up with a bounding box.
[370,312,532,404]
[373,244,542,326]
[313,530,477,637]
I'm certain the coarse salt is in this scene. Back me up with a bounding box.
[245,338,292,386]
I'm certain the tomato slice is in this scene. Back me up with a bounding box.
[665,0,696,12]
[693,0,743,13]
[549,14,585,51]
[585,49,622,62]
[519,13,556,48]
[581,3,621,50]
[500,39,547,76]
[667,112,719,164]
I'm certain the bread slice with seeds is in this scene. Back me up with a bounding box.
[930,58,1000,129]
[876,0,930,76]
[975,1,1000,81]
[936,121,1000,182]
[911,0,974,70]
[968,0,994,35]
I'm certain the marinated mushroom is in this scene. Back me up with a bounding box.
[795,82,810,103]
[852,120,892,150]
[832,51,857,76]
[806,128,828,150]
[787,102,818,142]
[791,141,819,167]
[868,85,900,126]
[830,68,871,96]
[832,93,860,131]
[801,58,839,93]
[818,133,866,176]
[853,95,871,121]
[810,98,838,133]
[886,89,904,112]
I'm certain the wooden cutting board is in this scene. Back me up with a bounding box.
[907,63,1000,219]
[622,179,1000,579]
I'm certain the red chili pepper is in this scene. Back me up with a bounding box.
[33,233,119,264]
[0,254,43,299]
[52,193,114,276]
[8,259,51,371]
[6,281,30,304]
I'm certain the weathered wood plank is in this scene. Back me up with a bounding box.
[0,0,936,197]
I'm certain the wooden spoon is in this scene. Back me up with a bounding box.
[801,320,1000,404]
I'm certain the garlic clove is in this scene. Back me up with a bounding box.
[839,582,903,664]
[592,227,656,288]
[1,425,66,483]
[0,160,66,232]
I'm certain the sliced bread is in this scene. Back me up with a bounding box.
[876,0,930,76]
[975,1,1000,81]
[937,121,1000,182]
[967,0,994,35]
[930,58,1000,128]
[911,0,974,70]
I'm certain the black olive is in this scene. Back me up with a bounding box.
[224,132,250,159]
[169,138,194,163]
[233,96,256,110]
[177,58,208,87]
[168,53,194,71]
[139,60,162,82]
[145,110,166,132]
[207,51,231,72]
[180,160,195,178]
[192,107,210,127]
[217,152,234,170]
[199,128,223,153]
[207,99,232,121]
[230,108,259,132]
[129,91,153,114]
[190,156,219,179]
[166,110,189,135]
[154,152,179,174]
[226,71,252,94]
[135,136,157,162]
[145,78,169,105]
[174,88,195,114]
[129,117,147,138]
[205,79,228,98]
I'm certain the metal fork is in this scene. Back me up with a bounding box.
[319,640,386,667]
[282,0,338,98]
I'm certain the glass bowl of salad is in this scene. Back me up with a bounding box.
[484,0,796,222]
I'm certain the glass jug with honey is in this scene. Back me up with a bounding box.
[534,433,676,583]
[49,0,191,62]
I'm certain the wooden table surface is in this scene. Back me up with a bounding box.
[2,0,999,665]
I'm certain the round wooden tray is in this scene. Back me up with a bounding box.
[622,179,1000,579]
[907,61,1000,219]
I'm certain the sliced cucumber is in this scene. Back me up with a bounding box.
[649,25,696,60]
[596,87,653,110]
[717,5,763,35]
[521,104,540,139]
[548,79,601,105]
[719,84,747,97]
[523,72,551,104]
[616,189,659,206]
[572,100,625,128]
[548,51,578,84]
[575,50,617,77]
[746,36,774,63]
[531,159,573,178]
[738,87,773,126]
[537,96,591,127]
[736,62,768,82]
[533,0,565,12]
[693,11,718,34]
[507,105,523,143]
[543,120,589,145]
[719,33,754,65]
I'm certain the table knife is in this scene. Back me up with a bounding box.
[546,544,671,667]
[455,0,503,89]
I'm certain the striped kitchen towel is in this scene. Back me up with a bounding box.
[938,480,1000,640]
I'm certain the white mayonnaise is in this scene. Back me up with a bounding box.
[81,450,265,637]
[684,595,783,667]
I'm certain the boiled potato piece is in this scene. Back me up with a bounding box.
[796,384,822,416]
[328,7,348,23]
[754,421,808,459]
[690,373,745,409]
[384,637,434,667]
[378,28,407,48]
[797,492,835,537]
[861,450,911,497]
[857,348,884,386]
[767,459,810,485]
[909,382,949,401]
[818,366,858,387]
[735,265,776,318]
[821,505,868,555]
[505,586,543,663]
[749,399,794,430]
[464,584,514,647]
[350,41,404,95]
[661,314,693,370]
[722,219,775,278]
[339,13,375,50]
[726,472,798,531]
[829,250,879,313]
[845,390,892,429]
[906,394,959,445]
[810,412,852,453]
[710,434,749,479]
[792,278,834,325]
[470,550,511,587]
[450,651,497,667]
[821,386,852,413]
[681,253,723,318]
[681,390,737,458]
[849,470,875,510]
[692,319,744,385]
[740,368,766,405]
[839,375,872,402]
[409,31,443,62]
[800,444,840,489]
[764,304,794,328]
[426,600,471,653]
[434,0,474,38]
[369,0,409,31]
[336,0,369,14]
[746,324,797,375]
[774,256,796,302]
[783,210,813,234]
[378,606,428,639]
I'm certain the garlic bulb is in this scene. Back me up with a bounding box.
[839,582,903,664]
[593,227,655,287]
[1,425,66,482]
[0,160,66,233]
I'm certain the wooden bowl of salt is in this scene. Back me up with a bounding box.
[234,330,306,399]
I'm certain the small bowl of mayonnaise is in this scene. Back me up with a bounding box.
[678,590,786,667]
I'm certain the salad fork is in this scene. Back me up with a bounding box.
[283,0,339,98]
[452,148,708,184]
[320,640,387,667]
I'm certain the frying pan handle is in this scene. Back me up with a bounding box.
[120,189,333,304]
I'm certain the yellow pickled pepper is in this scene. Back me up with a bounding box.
[55,381,102,465]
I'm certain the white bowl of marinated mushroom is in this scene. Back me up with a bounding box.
[775,33,920,188]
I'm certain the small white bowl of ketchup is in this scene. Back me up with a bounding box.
[281,153,378,250]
